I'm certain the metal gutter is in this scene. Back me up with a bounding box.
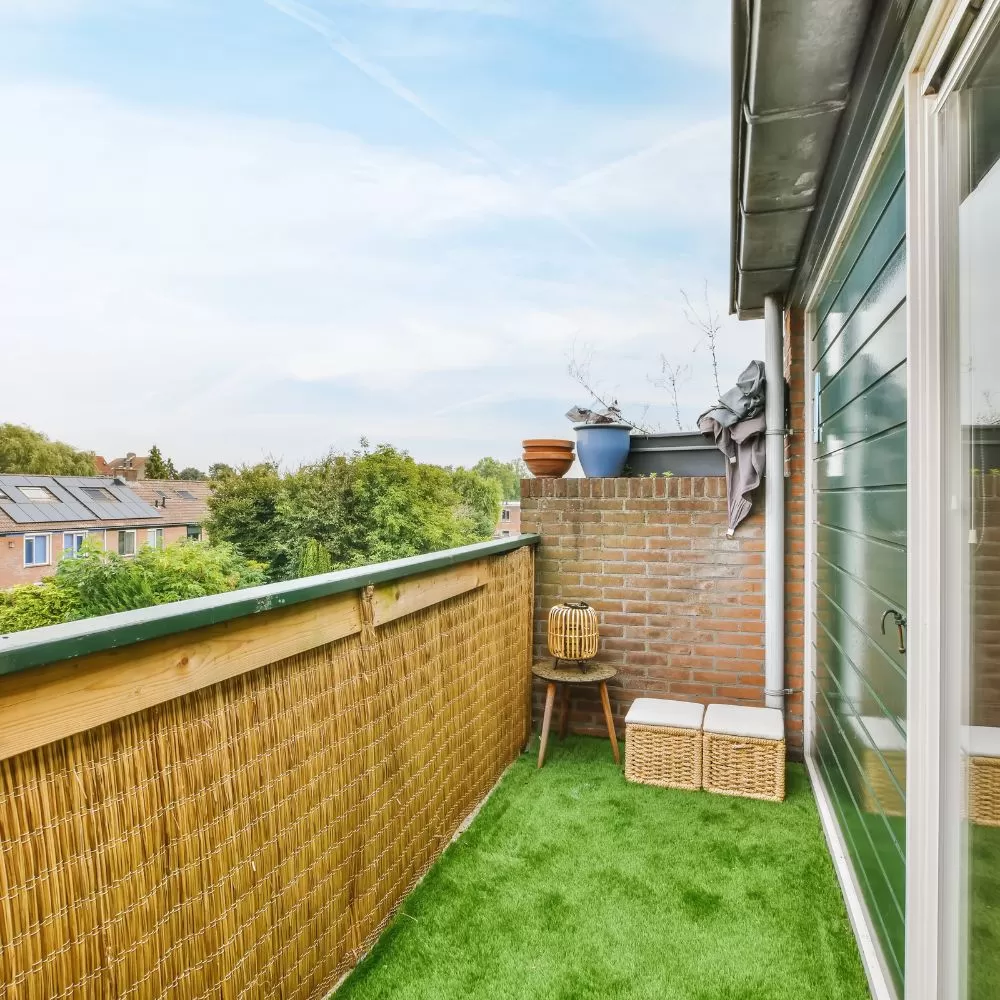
[0,533,540,676]
[730,0,874,318]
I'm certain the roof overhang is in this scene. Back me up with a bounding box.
[730,0,873,318]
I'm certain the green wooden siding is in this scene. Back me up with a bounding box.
[812,127,907,992]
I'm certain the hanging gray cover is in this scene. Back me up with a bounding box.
[697,360,768,535]
[697,360,766,429]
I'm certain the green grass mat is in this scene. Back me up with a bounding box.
[336,736,870,1000]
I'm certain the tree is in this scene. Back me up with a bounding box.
[453,467,503,538]
[204,462,287,577]
[276,445,481,572]
[0,424,96,475]
[208,444,501,581]
[296,538,333,577]
[145,445,174,480]
[0,579,78,634]
[0,540,264,634]
[472,457,528,500]
[682,281,723,400]
[208,463,234,480]
[177,467,206,481]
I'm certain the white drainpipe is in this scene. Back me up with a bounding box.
[763,294,785,712]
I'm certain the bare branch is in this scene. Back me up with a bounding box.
[649,356,691,431]
[681,280,722,399]
[567,344,653,433]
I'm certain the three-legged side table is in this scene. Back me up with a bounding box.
[532,662,620,768]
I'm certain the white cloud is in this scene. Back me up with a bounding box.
[0,56,757,468]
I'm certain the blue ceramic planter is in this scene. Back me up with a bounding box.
[573,422,632,478]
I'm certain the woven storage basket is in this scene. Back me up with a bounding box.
[547,601,599,661]
[703,731,785,803]
[861,748,906,818]
[969,756,1000,827]
[625,724,702,791]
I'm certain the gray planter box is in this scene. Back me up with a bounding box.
[627,431,725,477]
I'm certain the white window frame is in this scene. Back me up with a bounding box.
[146,527,164,550]
[799,97,906,1000]
[62,531,87,558]
[903,3,1000,996]
[23,533,51,567]
[118,529,137,557]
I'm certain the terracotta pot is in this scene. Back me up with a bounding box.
[522,438,575,478]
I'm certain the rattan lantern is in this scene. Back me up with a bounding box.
[547,601,599,666]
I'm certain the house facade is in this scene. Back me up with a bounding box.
[0,476,210,589]
[494,500,521,537]
[732,2,1000,997]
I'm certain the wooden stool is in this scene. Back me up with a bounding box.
[532,662,620,768]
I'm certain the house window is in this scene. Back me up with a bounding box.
[147,528,164,549]
[501,530,511,537]
[176,490,196,500]
[186,525,202,541]
[62,532,87,558]
[81,486,118,502]
[501,508,511,521]
[24,534,50,566]
[20,486,58,503]
[118,530,136,557]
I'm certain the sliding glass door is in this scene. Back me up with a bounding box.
[941,20,1000,999]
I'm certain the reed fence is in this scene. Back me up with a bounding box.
[0,541,535,999]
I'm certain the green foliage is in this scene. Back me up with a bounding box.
[208,463,234,480]
[0,423,96,475]
[471,457,528,500]
[204,462,287,575]
[0,579,79,634]
[207,444,502,581]
[452,467,503,539]
[177,466,206,481]
[0,540,264,634]
[145,445,175,480]
[296,537,333,577]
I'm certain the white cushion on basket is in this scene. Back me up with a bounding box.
[847,714,906,752]
[963,726,1000,758]
[704,704,783,742]
[625,697,704,731]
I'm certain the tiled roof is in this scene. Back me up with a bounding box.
[0,478,210,534]
[128,480,211,525]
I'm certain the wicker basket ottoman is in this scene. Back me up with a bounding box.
[624,698,705,791]
[965,726,1000,828]
[848,715,906,818]
[703,704,785,802]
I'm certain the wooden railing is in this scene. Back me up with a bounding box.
[0,535,537,999]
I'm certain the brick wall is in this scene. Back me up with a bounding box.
[784,309,808,755]
[520,475,809,756]
[973,472,1000,727]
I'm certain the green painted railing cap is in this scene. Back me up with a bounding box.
[0,534,539,677]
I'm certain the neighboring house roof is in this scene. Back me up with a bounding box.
[129,480,211,525]
[0,476,210,534]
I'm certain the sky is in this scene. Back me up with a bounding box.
[0,0,762,472]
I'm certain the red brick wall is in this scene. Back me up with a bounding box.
[973,473,1000,727]
[784,309,807,756]
[0,524,195,590]
[519,475,808,756]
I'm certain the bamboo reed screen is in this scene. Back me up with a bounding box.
[0,546,534,999]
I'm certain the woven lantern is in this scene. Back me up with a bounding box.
[547,601,599,663]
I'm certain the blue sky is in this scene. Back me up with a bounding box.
[0,0,761,470]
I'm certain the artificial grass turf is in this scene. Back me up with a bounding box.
[336,736,870,1000]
